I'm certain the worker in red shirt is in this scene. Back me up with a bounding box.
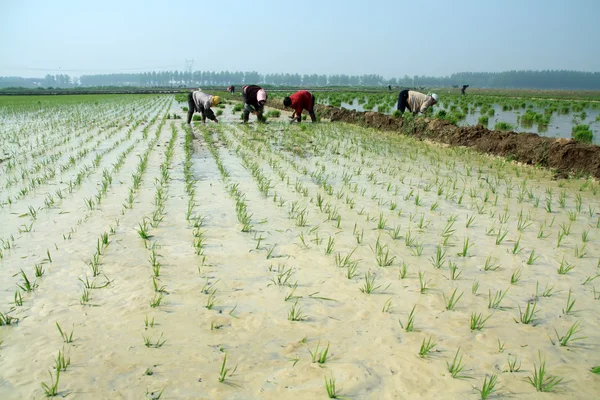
[283,90,317,123]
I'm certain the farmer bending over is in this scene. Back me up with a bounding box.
[187,89,220,124]
[397,90,438,116]
[242,85,267,123]
[283,90,317,123]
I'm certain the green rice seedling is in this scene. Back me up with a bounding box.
[34,264,45,277]
[80,288,91,305]
[418,337,437,357]
[581,230,589,243]
[41,369,60,397]
[325,237,335,255]
[399,305,416,332]
[574,244,586,259]
[287,301,306,321]
[443,288,464,311]
[418,271,431,294]
[152,277,167,293]
[483,256,500,271]
[399,262,408,279]
[476,374,498,399]
[470,313,491,331]
[527,250,539,265]
[527,352,563,392]
[15,269,37,292]
[516,300,537,324]
[562,288,576,315]
[269,264,294,286]
[382,298,393,313]
[27,205,38,220]
[0,312,18,326]
[205,289,217,310]
[457,237,472,257]
[285,283,300,302]
[559,221,572,236]
[497,339,506,353]
[488,288,508,309]
[466,215,476,228]
[324,375,338,398]
[308,341,330,364]
[512,235,523,254]
[566,210,577,222]
[582,274,600,285]
[266,244,276,259]
[553,321,586,347]
[448,261,462,280]
[55,347,70,371]
[389,225,402,240]
[557,257,575,275]
[429,245,446,269]
[144,315,155,328]
[447,348,469,379]
[56,322,74,343]
[143,333,167,348]
[511,269,522,284]
[575,193,583,212]
[360,271,387,294]
[495,228,508,245]
[506,355,521,372]
[375,243,396,267]
[150,293,164,308]
[377,213,387,229]
[46,249,53,263]
[138,220,150,240]
[14,290,23,307]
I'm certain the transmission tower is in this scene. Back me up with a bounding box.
[185,59,194,86]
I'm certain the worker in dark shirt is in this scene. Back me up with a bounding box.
[242,85,267,123]
[283,90,317,123]
[461,85,469,95]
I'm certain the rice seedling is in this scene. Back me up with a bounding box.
[562,288,576,315]
[512,235,523,254]
[553,321,586,347]
[516,300,537,324]
[466,215,476,228]
[511,269,522,284]
[527,351,563,392]
[325,237,335,255]
[574,243,586,258]
[389,225,402,240]
[419,271,430,294]
[41,369,60,397]
[360,271,387,294]
[382,298,393,313]
[472,280,480,295]
[399,262,408,279]
[138,220,151,240]
[429,245,446,269]
[457,237,472,257]
[14,290,23,307]
[443,288,464,311]
[150,293,164,308]
[287,301,306,321]
[143,332,167,348]
[476,374,498,399]
[557,257,575,275]
[15,269,37,292]
[308,341,330,364]
[56,322,74,343]
[324,375,338,398]
[497,339,506,353]
[55,347,70,371]
[495,228,508,245]
[470,313,491,331]
[582,274,600,285]
[0,311,18,326]
[34,263,45,277]
[506,355,522,372]
[488,288,508,309]
[269,264,294,286]
[418,337,437,357]
[446,348,469,379]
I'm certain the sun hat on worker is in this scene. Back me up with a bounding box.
[212,96,221,106]
[431,93,439,103]
[257,89,267,103]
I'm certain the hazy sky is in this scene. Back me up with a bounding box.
[1,0,598,78]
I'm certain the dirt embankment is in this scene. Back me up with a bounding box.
[309,105,600,179]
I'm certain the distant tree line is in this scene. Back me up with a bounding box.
[1,70,600,90]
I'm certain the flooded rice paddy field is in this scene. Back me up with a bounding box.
[1,94,599,399]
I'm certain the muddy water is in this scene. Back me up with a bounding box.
[1,96,599,399]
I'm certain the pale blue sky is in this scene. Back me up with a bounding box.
[1,0,598,78]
